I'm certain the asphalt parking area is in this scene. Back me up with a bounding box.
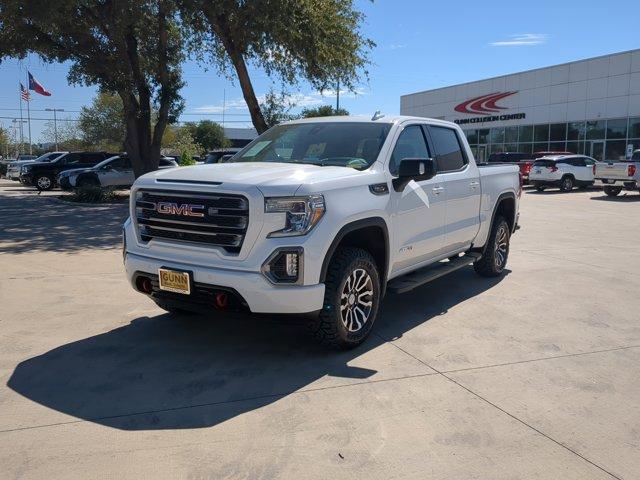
[1,179,639,479]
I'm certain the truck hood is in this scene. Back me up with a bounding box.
[144,162,369,196]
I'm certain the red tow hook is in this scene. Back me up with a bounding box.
[215,292,229,310]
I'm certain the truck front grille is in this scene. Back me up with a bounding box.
[135,189,249,253]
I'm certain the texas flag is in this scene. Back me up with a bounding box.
[28,71,52,96]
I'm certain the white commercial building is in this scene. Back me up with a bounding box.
[400,49,640,162]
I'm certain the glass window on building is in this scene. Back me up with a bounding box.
[549,141,567,152]
[533,142,549,152]
[505,127,518,144]
[606,140,627,161]
[566,141,585,155]
[518,125,533,143]
[586,120,605,140]
[629,117,640,139]
[478,129,490,144]
[517,143,533,154]
[567,122,586,141]
[606,119,627,139]
[490,144,505,153]
[550,123,567,142]
[489,127,505,144]
[464,129,478,145]
[504,143,518,152]
[534,124,549,142]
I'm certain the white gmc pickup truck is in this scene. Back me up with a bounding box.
[123,116,520,349]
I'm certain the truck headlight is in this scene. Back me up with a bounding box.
[264,195,325,237]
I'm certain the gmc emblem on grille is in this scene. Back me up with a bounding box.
[156,202,205,217]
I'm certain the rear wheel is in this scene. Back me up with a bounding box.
[474,216,510,278]
[310,247,380,349]
[560,176,574,192]
[603,185,622,197]
[35,174,54,191]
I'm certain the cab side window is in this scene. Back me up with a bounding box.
[429,126,467,172]
[389,125,430,175]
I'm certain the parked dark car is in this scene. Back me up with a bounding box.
[20,151,115,190]
[204,148,242,164]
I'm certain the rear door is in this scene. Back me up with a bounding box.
[388,124,446,274]
[427,125,481,251]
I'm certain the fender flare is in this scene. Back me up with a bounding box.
[319,217,390,293]
[479,191,517,253]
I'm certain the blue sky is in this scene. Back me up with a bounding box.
[1,0,639,142]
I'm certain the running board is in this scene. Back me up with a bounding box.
[387,253,482,294]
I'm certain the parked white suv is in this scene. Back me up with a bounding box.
[123,116,521,349]
[529,155,597,192]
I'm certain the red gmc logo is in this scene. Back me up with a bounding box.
[454,91,517,115]
[156,202,205,217]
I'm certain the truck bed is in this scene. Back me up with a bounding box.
[595,161,639,181]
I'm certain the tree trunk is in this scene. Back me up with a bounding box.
[227,49,268,134]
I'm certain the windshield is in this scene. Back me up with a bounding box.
[36,152,64,162]
[232,122,392,169]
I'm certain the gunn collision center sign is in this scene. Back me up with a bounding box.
[453,91,526,125]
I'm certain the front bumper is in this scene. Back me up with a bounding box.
[125,252,325,314]
[597,178,639,188]
[59,176,73,191]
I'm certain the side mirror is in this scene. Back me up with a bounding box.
[392,158,436,191]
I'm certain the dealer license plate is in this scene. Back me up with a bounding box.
[158,268,191,295]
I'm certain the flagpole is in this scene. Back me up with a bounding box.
[18,83,24,151]
[26,73,32,154]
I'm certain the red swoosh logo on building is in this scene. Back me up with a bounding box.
[454,91,517,115]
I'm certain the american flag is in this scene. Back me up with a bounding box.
[20,82,30,101]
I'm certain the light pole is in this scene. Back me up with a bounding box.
[11,119,27,156]
[45,108,64,151]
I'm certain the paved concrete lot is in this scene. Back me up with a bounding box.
[0,178,639,479]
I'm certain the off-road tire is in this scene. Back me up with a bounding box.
[560,175,575,192]
[474,216,510,278]
[603,185,622,197]
[309,247,380,350]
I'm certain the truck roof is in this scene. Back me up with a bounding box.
[283,114,456,127]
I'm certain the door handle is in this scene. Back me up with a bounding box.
[432,186,444,194]
[469,181,480,188]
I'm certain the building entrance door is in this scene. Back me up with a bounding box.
[589,141,605,161]
[476,145,487,163]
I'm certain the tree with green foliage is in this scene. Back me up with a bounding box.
[0,0,185,177]
[78,93,125,152]
[260,88,297,128]
[163,126,202,164]
[300,105,350,118]
[183,120,229,151]
[42,120,85,151]
[181,0,373,134]
[0,126,9,157]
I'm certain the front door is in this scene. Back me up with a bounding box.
[589,141,605,161]
[389,124,446,275]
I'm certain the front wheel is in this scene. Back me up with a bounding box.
[474,216,510,277]
[35,174,54,191]
[310,247,380,349]
[603,186,622,197]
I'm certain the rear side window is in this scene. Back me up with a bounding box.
[429,126,467,172]
[533,159,555,167]
[389,125,430,175]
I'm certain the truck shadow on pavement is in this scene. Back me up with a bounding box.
[7,268,507,431]
[0,195,127,254]
[590,193,640,202]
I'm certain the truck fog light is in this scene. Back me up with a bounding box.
[261,248,304,285]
